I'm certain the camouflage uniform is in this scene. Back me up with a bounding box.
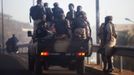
[98,16,117,72]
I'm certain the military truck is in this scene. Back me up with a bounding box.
[27,30,93,75]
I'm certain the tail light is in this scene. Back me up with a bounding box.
[40,51,49,56]
[77,52,86,56]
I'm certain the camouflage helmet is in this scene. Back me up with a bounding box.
[44,2,48,6]
[37,0,42,2]
[69,3,74,8]
[105,16,113,21]
[77,5,82,11]
[53,2,59,7]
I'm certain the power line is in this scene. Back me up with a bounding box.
[33,0,35,6]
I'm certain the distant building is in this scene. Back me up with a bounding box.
[115,24,134,46]
[115,24,134,31]
[0,13,33,45]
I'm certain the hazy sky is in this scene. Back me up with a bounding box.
[0,0,134,44]
[0,0,134,25]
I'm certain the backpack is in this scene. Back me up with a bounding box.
[30,5,45,21]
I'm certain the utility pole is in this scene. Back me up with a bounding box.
[96,0,101,65]
[33,0,35,6]
[1,0,5,54]
[96,0,100,44]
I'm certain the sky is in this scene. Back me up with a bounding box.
[0,0,134,43]
[0,0,134,24]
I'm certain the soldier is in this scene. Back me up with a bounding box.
[66,3,76,28]
[43,2,54,32]
[74,12,91,40]
[29,0,46,36]
[72,11,91,55]
[53,13,71,38]
[76,5,86,18]
[44,2,53,22]
[52,2,64,21]
[98,16,117,72]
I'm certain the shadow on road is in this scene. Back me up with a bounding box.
[0,54,32,75]
[0,54,117,75]
[0,70,32,75]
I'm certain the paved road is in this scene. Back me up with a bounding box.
[0,54,31,75]
[0,53,116,75]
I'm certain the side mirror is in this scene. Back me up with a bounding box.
[27,31,33,37]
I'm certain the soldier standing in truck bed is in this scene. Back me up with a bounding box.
[52,2,64,21]
[66,3,76,29]
[29,0,46,36]
[44,2,53,22]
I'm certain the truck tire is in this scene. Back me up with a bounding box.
[28,55,35,71]
[68,61,76,71]
[44,62,49,70]
[35,59,43,75]
[76,58,85,75]
[68,64,75,71]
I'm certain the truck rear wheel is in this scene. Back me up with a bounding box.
[35,59,43,75]
[28,55,35,71]
[68,61,76,71]
[68,64,75,71]
[43,62,49,70]
[76,58,85,75]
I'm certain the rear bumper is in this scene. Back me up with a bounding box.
[40,52,88,56]
[39,52,85,66]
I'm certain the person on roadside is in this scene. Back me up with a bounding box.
[6,34,19,53]
[98,16,117,73]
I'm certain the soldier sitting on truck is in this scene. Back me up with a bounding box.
[53,13,71,39]
[43,2,55,33]
[70,11,91,53]
[74,12,91,40]
[51,13,71,52]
